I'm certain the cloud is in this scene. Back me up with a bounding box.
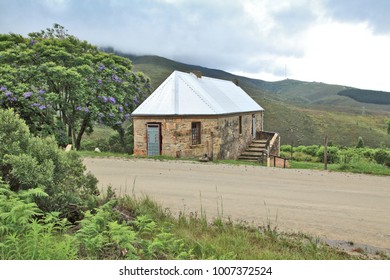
[0,0,389,91]
[325,0,390,34]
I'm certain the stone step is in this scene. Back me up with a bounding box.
[252,140,268,144]
[237,156,260,161]
[247,145,267,150]
[238,139,269,163]
[240,151,267,157]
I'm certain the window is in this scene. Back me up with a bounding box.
[191,122,201,145]
[239,116,242,134]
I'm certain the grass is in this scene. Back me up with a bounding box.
[116,195,373,260]
[289,160,390,176]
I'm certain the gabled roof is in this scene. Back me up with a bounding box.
[131,70,263,116]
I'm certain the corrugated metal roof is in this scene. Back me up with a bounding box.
[131,70,264,116]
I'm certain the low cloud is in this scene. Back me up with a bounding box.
[0,0,389,91]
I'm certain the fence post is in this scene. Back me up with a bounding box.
[324,135,328,170]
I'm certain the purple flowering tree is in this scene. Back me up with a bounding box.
[0,24,152,150]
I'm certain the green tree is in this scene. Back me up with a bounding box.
[386,118,390,135]
[356,136,364,148]
[0,24,151,150]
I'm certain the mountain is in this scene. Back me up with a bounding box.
[121,52,390,147]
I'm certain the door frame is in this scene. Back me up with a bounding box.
[252,114,256,139]
[146,123,162,156]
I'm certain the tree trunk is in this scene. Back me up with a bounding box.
[75,115,90,150]
[117,126,126,147]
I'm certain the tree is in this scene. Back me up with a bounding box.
[0,24,151,150]
[356,136,364,148]
[387,118,390,135]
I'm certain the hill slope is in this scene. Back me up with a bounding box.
[123,53,390,147]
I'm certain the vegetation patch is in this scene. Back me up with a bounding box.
[338,88,390,105]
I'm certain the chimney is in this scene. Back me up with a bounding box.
[233,78,239,86]
[191,70,202,78]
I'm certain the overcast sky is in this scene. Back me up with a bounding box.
[1,0,390,91]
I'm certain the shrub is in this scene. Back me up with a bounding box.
[374,149,390,167]
[0,109,99,222]
[316,146,339,164]
[356,136,364,148]
[302,145,320,157]
[280,145,292,153]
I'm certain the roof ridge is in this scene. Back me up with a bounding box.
[177,73,218,114]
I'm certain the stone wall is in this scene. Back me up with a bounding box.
[132,111,263,159]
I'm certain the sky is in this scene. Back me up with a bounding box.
[1,0,390,91]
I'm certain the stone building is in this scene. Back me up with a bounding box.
[132,70,272,160]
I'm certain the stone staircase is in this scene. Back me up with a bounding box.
[238,139,268,162]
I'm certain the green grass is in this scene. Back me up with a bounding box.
[289,160,390,176]
[117,195,373,260]
[77,150,133,158]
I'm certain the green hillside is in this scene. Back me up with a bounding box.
[124,53,390,147]
[338,88,390,105]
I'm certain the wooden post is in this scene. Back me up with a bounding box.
[324,135,328,170]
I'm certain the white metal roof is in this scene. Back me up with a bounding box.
[131,70,264,116]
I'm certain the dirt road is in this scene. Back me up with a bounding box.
[84,157,390,250]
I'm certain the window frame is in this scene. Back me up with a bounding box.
[191,122,201,145]
[239,116,242,134]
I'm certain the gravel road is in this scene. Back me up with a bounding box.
[84,157,390,251]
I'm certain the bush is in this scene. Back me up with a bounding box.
[302,145,320,157]
[280,145,292,153]
[0,109,99,222]
[374,149,390,167]
[356,136,364,148]
[316,146,339,164]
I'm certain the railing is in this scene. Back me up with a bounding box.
[257,131,280,157]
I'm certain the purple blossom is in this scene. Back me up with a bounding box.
[99,64,105,71]
[76,106,82,111]
[102,96,108,103]
[30,40,37,45]
[38,89,45,94]
[8,97,17,102]
[133,96,139,104]
[84,107,89,113]
[39,105,46,110]
[0,86,6,91]
[109,113,114,117]
[98,79,102,85]
[23,92,33,98]
[118,106,123,113]
[31,103,40,107]
[5,91,12,97]
[112,74,121,83]
[124,113,130,120]
[109,96,116,104]
[116,121,122,125]
[38,96,44,101]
